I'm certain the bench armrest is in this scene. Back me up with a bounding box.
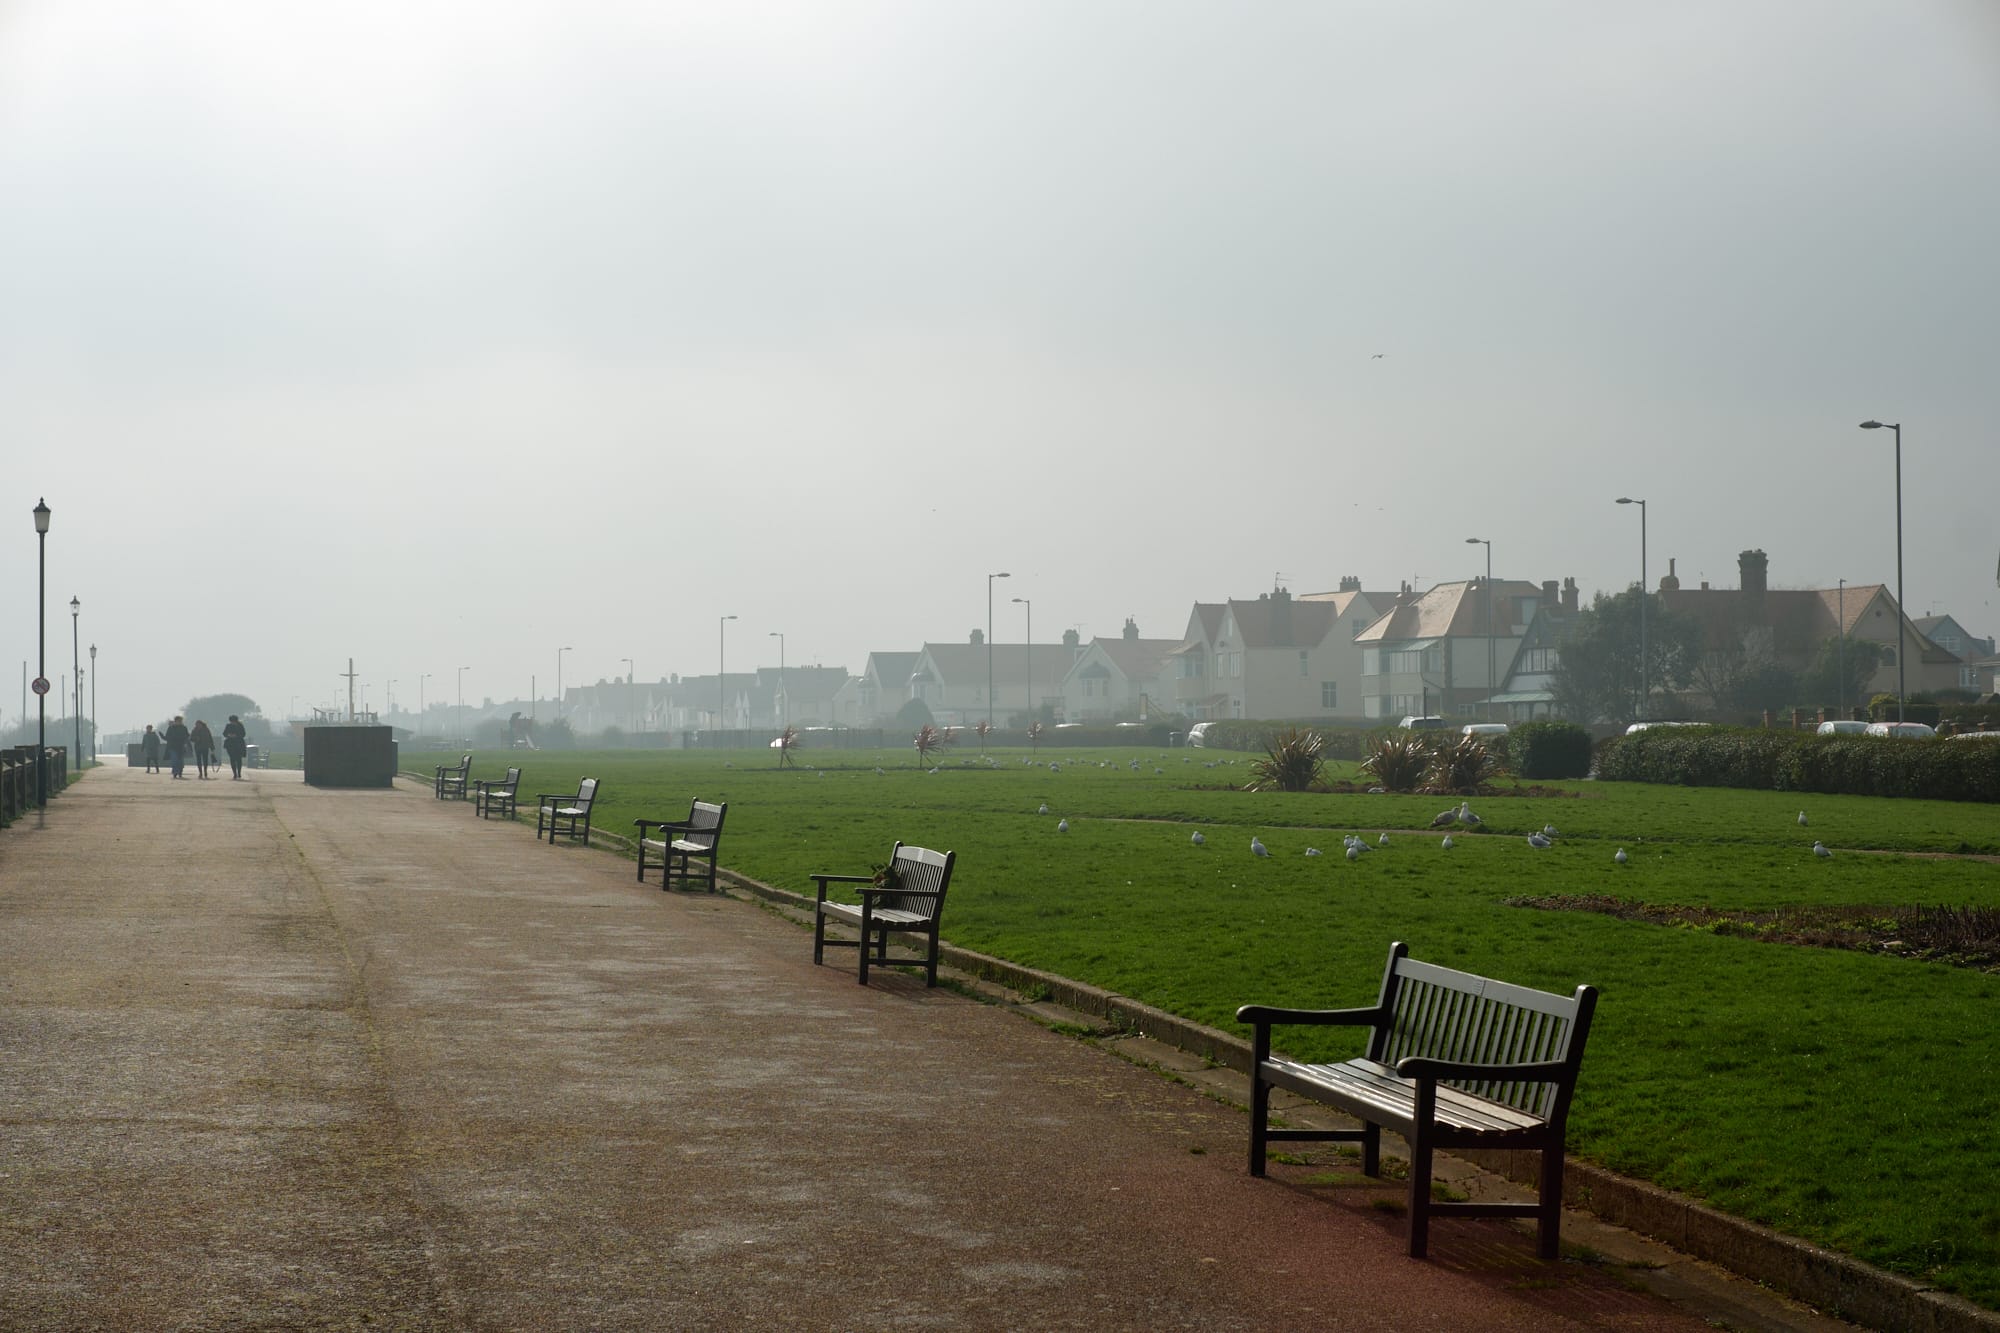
[1235,1003,1387,1028]
[811,873,873,902]
[1395,1056,1571,1082]
[635,818,696,834]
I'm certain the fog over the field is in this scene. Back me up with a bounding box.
[3,1,1996,730]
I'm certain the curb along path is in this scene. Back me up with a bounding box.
[0,767,1845,1330]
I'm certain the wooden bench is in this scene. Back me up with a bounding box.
[474,767,522,820]
[1237,941,1597,1259]
[535,778,600,846]
[811,842,955,986]
[634,800,727,892]
[434,754,471,800]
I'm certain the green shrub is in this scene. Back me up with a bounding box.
[1600,727,2000,802]
[1511,721,1593,779]
[1421,735,1504,793]
[1359,732,1432,792]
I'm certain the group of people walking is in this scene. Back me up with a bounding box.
[139,715,249,780]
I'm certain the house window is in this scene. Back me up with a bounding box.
[1962,666,1980,689]
[1363,648,1381,676]
[1321,681,1338,709]
[1299,651,1309,677]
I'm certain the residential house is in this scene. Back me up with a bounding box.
[907,632,1085,727]
[1170,582,1386,722]
[1914,615,1996,693]
[1355,578,1562,721]
[1058,619,1185,722]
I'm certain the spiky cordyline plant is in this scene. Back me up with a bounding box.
[913,724,952,766]
[1422,734,1503,794]
[1027,721,1044,755]
[1245,727,1328,793]
[1359,732,1432,793]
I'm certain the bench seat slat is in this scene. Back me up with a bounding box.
[1260,1057,1548,1136]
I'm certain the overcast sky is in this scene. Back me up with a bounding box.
[3,1,1997,731]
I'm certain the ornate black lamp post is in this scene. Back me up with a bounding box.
[34,499,50,805]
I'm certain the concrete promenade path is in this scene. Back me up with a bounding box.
[1,766,1791,1331]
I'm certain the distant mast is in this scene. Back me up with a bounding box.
[342,658,360,723]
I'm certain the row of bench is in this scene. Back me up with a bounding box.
[431,755,599,845]
[424,757,1596,1260]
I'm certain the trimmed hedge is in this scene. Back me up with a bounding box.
[1191,721,1379,760]
[1510,721,1592,779]
[1598,727,2000,802]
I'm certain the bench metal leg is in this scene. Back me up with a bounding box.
[1537,1148,1565,1260]
[1247,1073,1270,1176]
[813,908,827,965]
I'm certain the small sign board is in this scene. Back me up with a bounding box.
[30,677,49,696]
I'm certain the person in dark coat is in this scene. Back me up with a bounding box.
[164,716,190,779]
[140,724,161,773]
[190,720,216,780]
[222,715,248,780]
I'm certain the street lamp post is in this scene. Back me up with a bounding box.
[34,499,49,806]
[89,643,97,762]
[419,674,430,737]
[622,658,635,736]
[556,646,573,718]
[70,596,81,768]
[718,615,737,743]
[456,666,469,744]
[987,572,1010,729]
[1859,421,1905,723]
[1616,497,1648,721]
[769,632,786,733]
[1464,538,1492,718]
[1011,597,1032,723]
[1837,578,1847,720]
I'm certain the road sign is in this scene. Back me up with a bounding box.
[31,677,49,696]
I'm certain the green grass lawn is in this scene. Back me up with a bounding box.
[412,743,2000,1306]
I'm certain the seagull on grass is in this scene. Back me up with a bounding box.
[1305,847,1322,857]
[1191,831,1206,846]
[1250,837,1270,857]
[1527,831,1553,849]
[1440,835,1454,850]
[1057,818,1070,833]
[1038,802,1049,815]
[1347,844,1363,861]
[1542,824,1560,839]
[1378,832,1389,847]
[1429,808,1457,829]
[1615,848,1628,865]
[1813,841,1831,858]
[1798,811,1809,827]
[1458,802,1482,829]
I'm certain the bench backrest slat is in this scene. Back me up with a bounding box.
[680,800,727,850]
[881,842,954,917]
[1368,944,1594,1120]
[573,778,598,810]
[497,767,521,792]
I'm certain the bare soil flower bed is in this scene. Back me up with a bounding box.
[1508,894,2000,970]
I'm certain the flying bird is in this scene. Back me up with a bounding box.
[1615,848,1628,865]
[1371,353,1385,359]
[1250,837,1270,857]
[1813,841,1831,858]
[1190,831,1205,846]
[1527,832,1553,849]
[1057,818,1070,833]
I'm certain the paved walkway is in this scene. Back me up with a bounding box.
[1,767,1822,1331]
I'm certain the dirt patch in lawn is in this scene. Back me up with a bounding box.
[1508,894,2000,971]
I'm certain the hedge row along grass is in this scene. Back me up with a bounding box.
[1601,727,2000,802]
[412,745,2000,1307]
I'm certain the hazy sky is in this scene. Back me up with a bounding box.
[4,1,1997,731]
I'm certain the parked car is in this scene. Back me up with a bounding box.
[1461,723,1509,738]
[1399,716,1453,732]
[1864,721,1937,739]
[1946,729,1999,742]
[1816,720,1870,736]
[1624,721,1708,734]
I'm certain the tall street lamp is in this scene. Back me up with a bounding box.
[1464,538,1492,718]
[1859,420,1905,723]
[1616,497,1648,721]
[70,596,81,768]
[456,666,469,743]
[556,645,573,718]
[718,615,737,742]
[622,658,636,735]
[89,643,97,762]
[34,499,49,806]
[1011,597,1031,722]
[987,572,1010,729]
[769,632,786,732]
[1837,578,1847,720]
[419,673,431,737]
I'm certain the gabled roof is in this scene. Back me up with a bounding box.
[1356,580,1544,644]
[915,643,1080,687]
[1222,595,1336,650]
[1083,636,1183,682]
[862,652,919,688]
[1186,603,1226,645]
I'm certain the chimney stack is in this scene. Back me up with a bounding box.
[1541,579,1559,608]
[1562,577,1579,613]
[1122,617,1139,642]
[1739,549,1769,621]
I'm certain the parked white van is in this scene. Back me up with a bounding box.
[1399,716,1454,732]
[1864,721,1937,739]
[1461,723,1509,738]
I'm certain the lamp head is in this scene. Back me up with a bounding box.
[992,571,1010,579]
[1859,420,1885,430]
[70,596,80,615]
[1012,596,1028,604]
[1616,496,1637,505]
[1464,537,1483,545]
[33,498,49,534]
